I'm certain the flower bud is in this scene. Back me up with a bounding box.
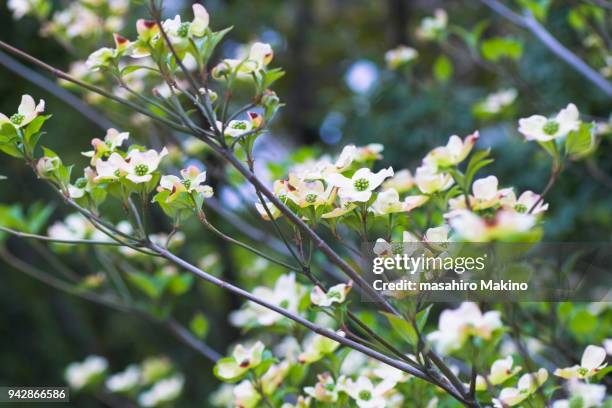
[136,19,159,42]
[36,156,61,178]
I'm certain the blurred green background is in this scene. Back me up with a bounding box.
[0,0,610,406]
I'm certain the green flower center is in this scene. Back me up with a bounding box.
[392,243,404,255]
[305,193,317,203]
[543,120,560,135]
[75,177,88,189]
[278,194,287,202]
[279,299,290,308]
[324,383,335,391]
[114,169,122,177]
[353,178,370,192]
[232,122,248,130]
[514,203,527,213]
[134,164,149,177]
[10,113,24,125]
[328,291,341,299]
[182,179,192,189]
[358,390,372,401]
[177,22,191,38]
[578,367,588,376]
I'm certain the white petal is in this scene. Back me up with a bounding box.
[581,345,606,370]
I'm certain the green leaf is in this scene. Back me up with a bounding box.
[126,271,164,299]
[190,313,209,339]
[569,309,597,334]
[465,149,493,187]
[565,122,595,159]
[381,312,418,346]
[262,68,285,89]
[517,0,551,21]
[433,55,453,83]
[481,37,523,62]
[167,273,193,295]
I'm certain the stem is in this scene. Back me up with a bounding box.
[197,210,300,271]
[0,225,123,246]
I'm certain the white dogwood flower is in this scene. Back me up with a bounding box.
[230,273,305,327]
[0,94,45,128]
[415,165,453,194]
[385,45,418,70]
[417,9,448,40]
[423,132,479,169]
[65,355,108,390]
[233,380,260,408]
[82,128,129,164]
[214,342,265,380]
[501,190,549,215]
[255,201,282,220]
[106,365,141,393]
[476,356,522,390]
[518,103,580,142]
[427,302,502,354]
[328,167,394,202]
[447,209,536,242]
[161,4,209,48]
[382,169,414,193]
[344,375,395,408]
[369,188,427,215]
[493,369,548,407]
[310,282,352,307]
[481,88,517,114]
[158,166,213,202]
[554,345,607,380]
[138,375,184,407]
[298,332,344,364]
[552,380,606,408]
[119,147,168,184]
[304,372,339,403]
[450,175,513,211]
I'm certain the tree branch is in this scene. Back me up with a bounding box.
[481,0,612,97]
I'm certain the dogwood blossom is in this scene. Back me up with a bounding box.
[233,380,260,408]
[281,396,312,408]
[423,132,479,170]
[554,345,607,380]
[230,273,306,327]
[385,45,418,70]
[369,188,428,215]
[449,175,513,211]
[447,209,536,242]
[518,103,580,142]
[138,375,184,407]
[427,302,502,354]
[415,165,453,194]
[382,169,414,193]
[286,175,334,208]
[82,128,129,164]
[493,369,548,407]
[0,94,45,128]
[161,4,209,49]
[304,372,339,403]
[328,167,394,202]
[212,42,274,80]
[417,9,448,40]
[552,380,607,408]
[105,365,141,393]
[65,355,108,390]
[255,201,282,220]
[158,166,213,202]
[480,88,517,114]
[214,342,265,381]
[117,147,168,184]
[475,356,522,390]
[343,375,395,408]
[298,332,343,364]
[310,282,352,307]
[501,190,549,215]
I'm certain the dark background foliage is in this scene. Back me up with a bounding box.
[0,0,610,406]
